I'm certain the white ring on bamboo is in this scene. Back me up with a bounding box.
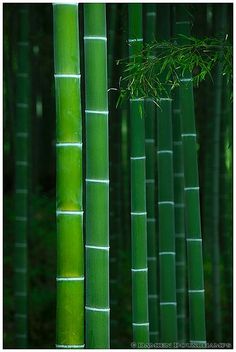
[131,212,147,215]
[131,268,148,272]
[175,203,184,208]
[133,322,149,326]
[182,133,196,137]
[145,139,155,143]
[56,277,84,281]
[16,189,28,194]
[146,179,155,183]
[188,289,204,293]
[130,98,144,101]
[86,178,109,184]
[54,74,81,78]
[190,341,206,344]
[184,187,199,191]
[128,38,143,42]
[17,103,28,108]
[176,288,185,293]
[15,243,27,248]
[85,245,109,251]
[56,345,85,349]
[56,210,83,216]
[159,252,175,255]
[180,78,192,82]
[15,216,27,221]
[149,294,158,298]
[157,150,172,154]
[16,132,28,137]
[160,98,172,101]
[158,201,174,205]
[56,142,82,147]
[147,218,156,222]
[187,238,202,242]
[130,156,146,160]
[148,257,156,261]
[160,302,177,305]
[174,172,184,177]
[85,109,108,115]
[16,161,28,166]
[84,36,107,41]
[85,306,110,312]
[147,12,156,16]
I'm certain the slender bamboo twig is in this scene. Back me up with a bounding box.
[128,3,149,344]
[144,3,159,343]
[53,3,84,348]
[156,4,177,343]
[176,5,206,346]
[14,5,30,348]
[84,4,110,348]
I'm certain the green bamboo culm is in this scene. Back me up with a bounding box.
[176,5,206,347]
[53,3,84,348]
[84,4,110,348]
[14,5,30,348]
[143,3,159,343]
[156,4,177,343]
[128,3,149,344]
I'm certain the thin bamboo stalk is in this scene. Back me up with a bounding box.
[84,4,109,348]
[128,3,149,344]
[176,5,206,346]
[144,3,159,344]
[14,5,30,348]
[53,3,84,348]
[156,4,177,343]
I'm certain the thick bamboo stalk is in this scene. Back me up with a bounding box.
[172,89,187,342]
[129,3,149,344]
[14,5,30,348]
[144,3,159,344]
[156,4,177,343]
[84,4,110,348]
[53,3,84,348]
[176,6,206,346]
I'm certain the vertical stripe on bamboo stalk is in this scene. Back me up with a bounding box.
[53,3,84,348]
[156,4,177,343]
[84,4,109,348]
[144,3,159,343]
[172,89,187,342]
[176,6,206,346]
[14,5,29,348]
[129,3,149,344]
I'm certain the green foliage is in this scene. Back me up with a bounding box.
[117,35,232,102]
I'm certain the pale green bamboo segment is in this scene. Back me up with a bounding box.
[129,3,149,344]
[176,7,206,346]
[84,4,109,349]
[172,89,187,342]
[53,3,84,349]
[14,5,30,348]
[144,4,159,343]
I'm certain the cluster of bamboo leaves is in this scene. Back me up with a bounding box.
[118,35,233,103]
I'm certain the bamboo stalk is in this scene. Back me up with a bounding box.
[14,5,30,348]
[84,4,110,348]
[53,3,84,348]
[128,3,149,344]
[176,5,206,346]
[144,3,159,343]
[156,4,177,343]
